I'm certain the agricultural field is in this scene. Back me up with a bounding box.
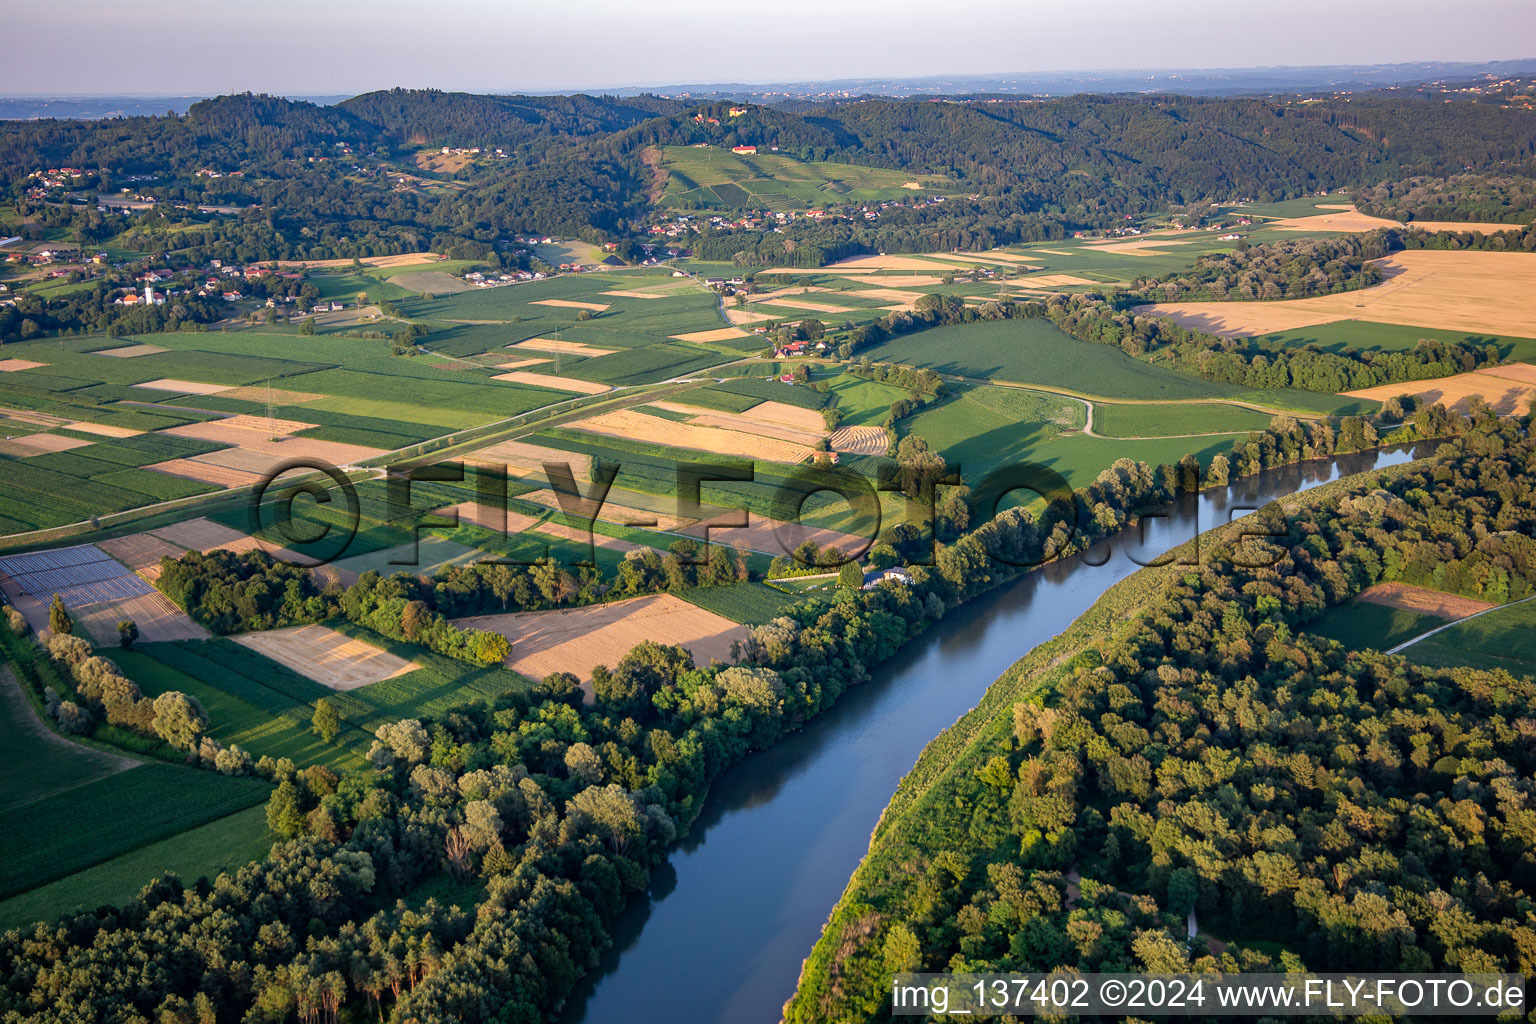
[1345,363,1536,414]
[657,146,949,211]
[900,384,1248,488]
[456,593,749,684]
[1303,582,1498,653]
[674,581,804,624]
[0,756,270,900]
[858,318,1369,414]
[1135,250,1536,339]
[0,803,271,932]
[1400,599,1536,676]
[1089,401,1275,437]
[1303,600,1449,652]
[109,646,366,771]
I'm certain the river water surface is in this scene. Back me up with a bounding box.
[561,444,1436,1024]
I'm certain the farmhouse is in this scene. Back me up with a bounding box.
[862,567,914,590]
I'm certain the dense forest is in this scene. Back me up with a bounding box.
[787,414,1536,1022]
[1354,172,1536,224]
[0,395,1468,1023]
[7,89,1536,265]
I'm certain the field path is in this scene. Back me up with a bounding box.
[1386,594,1536,655]
[0,664,137,784]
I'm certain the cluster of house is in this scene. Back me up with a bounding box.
[463,269,539,287]
[436,145,509,159]
[772,338,830,358]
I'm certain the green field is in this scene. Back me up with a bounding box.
[659,146,947,211]
[676,581,803,624]
[108,647,367,771]
[902,385,1243,489]
[1090,401,1275,437]
[1401,600,1536,676]
[826,374,914,427]
[0,762,270,899]
[1303,599,1448,652]
[860,318,1372,415]
[0,804,272,932]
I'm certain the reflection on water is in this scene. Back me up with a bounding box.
[561,445,1437,1024]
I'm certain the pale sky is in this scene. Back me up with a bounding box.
[5,0,1535,96]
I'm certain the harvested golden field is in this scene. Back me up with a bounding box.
[529,298,610,312]
[97,532,188,580]
[1356,582,1497,619]
[434,501,542,535]
[232,625,418,690]
[685,412,823,446]
[567,408,814,463]
[455,593,747,684]
[739,400,828,433]
[159,417,385,470]
[74,591,208,644]
[0,359,47,372]
[145,458,257,488]
[274,252,440,270]
[829,425,889,455]
[62,421,143,438]
[926,252,1039,266]
[465,439,591,478]
[1266,207,1401,232]
[534,521,653,553]
[829,254,955,271]
[1343,364,1536,414]
[510,338,616,358]
[493,357,548,370]
[670,327,751,342]
[92,344,166,358]
[0,433,93,456]
[723,308,779,325]
[131,378,233,395]
[516,490,696,531]
[1404,220,1532,234]
[845,286,927,304]
[1137,251,1536,338]
[760,298,856,314]
[601,289,668,299]
[1083,238,1188,254]
[749,285,831,304]
[1010,274,1104,288]
[681,510,869,558]
[490,371,610,394]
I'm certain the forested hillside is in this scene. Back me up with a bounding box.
[6,90,1536,264]
[787,416,1536,1022]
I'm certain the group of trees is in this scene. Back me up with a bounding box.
[0,383,1483,1021]
[1127,233,1390,303]
[788,415,1536,1021]
[1354,172,1536,225]
[157,548,510,667]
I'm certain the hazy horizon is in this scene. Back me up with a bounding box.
[5,0,1535,96]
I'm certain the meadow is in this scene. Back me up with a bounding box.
[1302,599,1447,652]
[659,146,947,211]
[859,318,1369,414]
[675,581,803,624]
[0,762,270,899]
[1401,600,1536,676]
[1089,401,1275,437]
[0,804,271,932]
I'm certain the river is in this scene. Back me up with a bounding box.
[560,444,1436,1024]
